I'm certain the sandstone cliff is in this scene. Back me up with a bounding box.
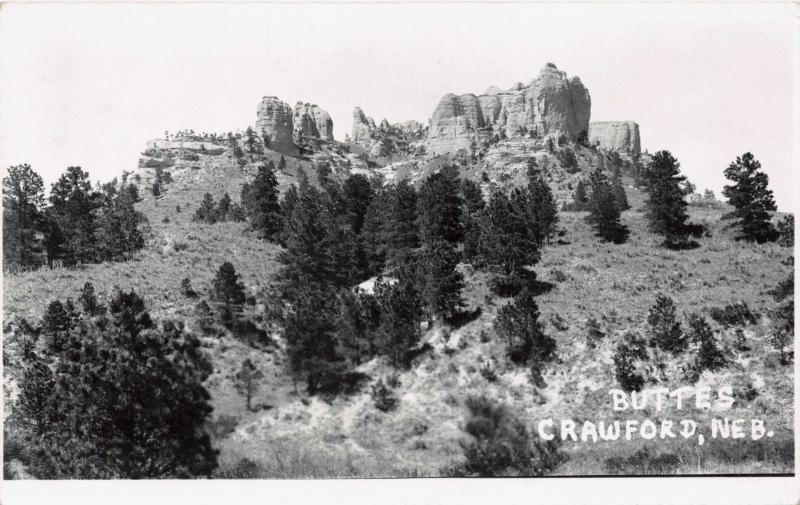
[589,121,640,154]
[293,102,334,142]
[255,96,295,153]
[427,63,591,155]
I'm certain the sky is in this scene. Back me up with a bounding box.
[0,2,796,210]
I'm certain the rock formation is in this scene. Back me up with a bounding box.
[588,121,640,154]
[255,96,295,153]
[293,102,334,142]
[426,63,591,155]
[350,106,427,158]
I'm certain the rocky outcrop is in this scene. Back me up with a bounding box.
[350,106,427,158]
[293,102,334,142]
[256,96,295,153]
[426,63,591,155]
[588,121,640,154]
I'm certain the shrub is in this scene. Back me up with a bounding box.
[613,331,650,391]
[708,302,758,327]
[647,294,686,353]
[451,395,565,477]
[180,277,197,298]
[585,317,605,349]
[371,378,398,412]
[479,361,498,382]
[776,215,793,247]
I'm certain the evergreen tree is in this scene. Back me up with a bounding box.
[495,288,555,369]
[242,162,282,240]
[386,180,420,268]
[41,208,66,268]
[244,126,257,154]
[647,294,686,353]
[3,164,45,269]
[79,282,105,316]
[194,193,217,224]
[722,152,778,242]
[361,184,393,275]
[15,290,217,478]
[235,358,263,411]
[642,150,691,248]
[215,193,232,222]
[336,288,382,364]
[686,313,725,373]
[587,169,627,243]
[212,262,246,316]
[343,174,374,235]
[572,179,589,211]
[49,166,99,264]
[527,175,558,245]
[417,166,463,245]
[283,284,343,394]
[479,189,541,278]
[374,269,424,367]
[419,239,464,321]
[611,175,630,211]
[41,299,78,353]
[96,182,146,261]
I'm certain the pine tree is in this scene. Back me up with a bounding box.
[722,152,778,243]
[361,184,393,275]
[527,175,558,245]
[374,269,424,367]
[3,164,45,269]
[386,180,419,268]
[643,150,691,248]
[495,288,555,369]
[479,189,541,279]
[611,175,630,211]
[26,291,217,478]
[212,262,246,316]
[244,126,257,154]
[96,182,146,261]
[194,193,217,224]
[336,288,382,364]
[242,162,282,240]
[215,193,232,222]
[417,167,464,245]
[343,174,374,235]
[419,239,464,321]
[16,358,56,435]
[49,166,99,264]
[647,294,686,353]
[686,313,725,373]
[572,179,589,211]
[79,282,105,315]
[235,358,263,411]
[587,169,627,243]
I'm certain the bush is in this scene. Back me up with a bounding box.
[686,313,726,373]
[450,395,565,477]
[585,317,605,349]
[708,302,758,327]
[614,331,650,391]
[180,277,197,298]
[647,294,686,353]
[371,378,398,412]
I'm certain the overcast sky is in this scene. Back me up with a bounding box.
[0,2,796,210]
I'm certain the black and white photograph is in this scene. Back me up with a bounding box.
[0,1,796,499]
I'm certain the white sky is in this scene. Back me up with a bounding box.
[0,2,796,210]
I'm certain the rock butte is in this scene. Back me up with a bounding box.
[589,121,641,154]
[426,63,591,155]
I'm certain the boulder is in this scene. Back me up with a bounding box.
[588,121,641,154]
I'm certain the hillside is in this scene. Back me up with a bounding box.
[3,134,793,477]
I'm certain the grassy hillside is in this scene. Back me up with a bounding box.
[3,143,793,478]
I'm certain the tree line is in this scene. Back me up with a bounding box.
[3,165,148,270]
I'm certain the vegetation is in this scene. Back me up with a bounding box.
[722,152,777,243]
[642,151,693,248]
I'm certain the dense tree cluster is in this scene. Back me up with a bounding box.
[3,164,148,270]
[9,286,217,478]
[193,192,245,224]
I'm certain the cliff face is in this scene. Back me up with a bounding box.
[427,63,591,155]
[293,102,334,142]
[255,96,295,153]
[589,121,641,154]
